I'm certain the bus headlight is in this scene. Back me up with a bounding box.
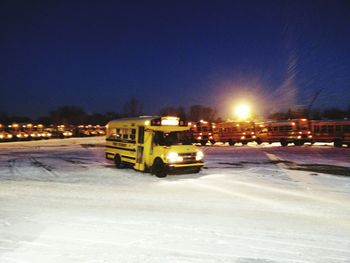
[63,131,73,136]
[196,150,204,161]
[167,152,183,163]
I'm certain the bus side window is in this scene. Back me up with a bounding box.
[130,129,136,141]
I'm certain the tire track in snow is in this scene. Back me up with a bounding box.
[264,152,350,200]
[27,156,59,179]
[7,159,23,177]
[190,178,350,227]
[215,172,350,208]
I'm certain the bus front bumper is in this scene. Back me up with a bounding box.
[166,162,204,174]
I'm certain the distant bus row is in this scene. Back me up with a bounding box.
[190,119,350,147]
[0,123,106,142]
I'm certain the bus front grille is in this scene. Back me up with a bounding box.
[178,152,197,163]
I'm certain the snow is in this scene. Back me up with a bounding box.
[0,138,350,262]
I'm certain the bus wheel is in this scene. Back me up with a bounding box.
[242,141,248,145]
[193,167,201,173]
[152,158,167,178]
[210,140,216,145]
[294,141,304,146]
[114,154,124,169]
[228,140,235,146]
[200,140,207,146]
[280,139,288,147]
[256,138,262,145]
[334,139,343,148]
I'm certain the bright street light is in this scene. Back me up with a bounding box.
[234,103,251,120]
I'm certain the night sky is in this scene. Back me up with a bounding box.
[1,0,349,118]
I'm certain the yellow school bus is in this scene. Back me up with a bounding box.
[105,116,204,177]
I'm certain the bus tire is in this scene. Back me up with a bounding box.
[242,141,248,145]
[210,140,216,145]
[228,140,235,146]
[200,140,207,146]
[280,139,288,147]
[256,138,262,145]
[334,139,343,148]
[152,158,167,178]
[193,167,201,173]
[114,154,124,169]
[294,141,304,146]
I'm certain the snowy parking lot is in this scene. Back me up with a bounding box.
[0,138,350,263]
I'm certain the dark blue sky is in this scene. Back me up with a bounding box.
[1,0,349,118]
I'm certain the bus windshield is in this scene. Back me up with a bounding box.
[298,123,309,130]
[241,125,254,132]
[154,131,193,146]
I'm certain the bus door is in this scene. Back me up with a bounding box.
[135,126,145,171]
[135,126,154,171]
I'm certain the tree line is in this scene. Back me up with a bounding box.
[0,97,218,125]
[0,97,349,125]
[268,107,350,120]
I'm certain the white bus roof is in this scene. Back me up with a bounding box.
[107,116,189,131]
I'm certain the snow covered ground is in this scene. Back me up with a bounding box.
[0,138,350,263]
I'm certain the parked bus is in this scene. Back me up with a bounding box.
[94,125,106,136]
[189,120,215,145]
[311,120,350,147]
[255,118,313,146]
[58,125,74,138]
[0,123,13,141]
[214,121,256,145]
[35,124,52,139]
[8,123,29,141]
[23,124,42,140]
[106,116,204,177]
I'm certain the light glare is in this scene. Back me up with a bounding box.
[234,104,251,120]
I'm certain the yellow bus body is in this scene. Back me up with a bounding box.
[105,116,204,177]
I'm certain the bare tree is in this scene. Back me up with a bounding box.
[189,105,216,121]
[122,97,143,117]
